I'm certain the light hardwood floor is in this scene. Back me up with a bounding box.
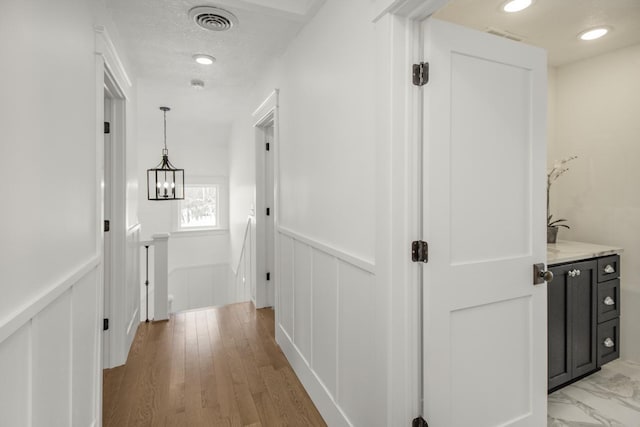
[103,302,326,427]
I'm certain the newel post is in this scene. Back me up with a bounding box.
[152,233,170,321]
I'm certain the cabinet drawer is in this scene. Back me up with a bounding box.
[597,318,620,367]
[597,279,620,323]
[597,255,620,282]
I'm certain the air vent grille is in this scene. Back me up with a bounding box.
[189,6,238,32]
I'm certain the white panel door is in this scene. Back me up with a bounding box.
[421,19,547,426]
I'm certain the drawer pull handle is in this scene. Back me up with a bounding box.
[604,296,615,306]
[604,265,615,274]
[575,269,581,276]
[604,338,615,348]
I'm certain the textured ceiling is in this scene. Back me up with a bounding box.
[108,0,324,88]
[434,0,640,66]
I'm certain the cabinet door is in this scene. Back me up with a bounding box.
[548,263,573,390]
[571,260,598,378]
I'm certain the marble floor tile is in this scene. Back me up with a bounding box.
[548,359,640,426]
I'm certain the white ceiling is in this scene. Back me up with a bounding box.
[108,0,325,88]
[434,0,640,66]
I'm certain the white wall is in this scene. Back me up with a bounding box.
[228,0,387,425]
[0,0,137,424]
[549,43,640,362]
[137,79,235,313]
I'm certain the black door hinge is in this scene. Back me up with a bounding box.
[412,240,428,263]
[412,416,428,427]
[104,121,110,134]
[266,142,270,151]
[266,272,271,281]
[266,207,270,216]
[104,220,110,232]
[103,318,109,331]
[412,62,429,86]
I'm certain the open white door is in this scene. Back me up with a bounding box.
[421,19,547,426]
[265,125,275,307]
[103,92,112,369]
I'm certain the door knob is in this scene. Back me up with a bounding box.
[533,263,553,285]
[604,296,615,306]
[604,337,615,348]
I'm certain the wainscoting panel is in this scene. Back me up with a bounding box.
[0,322,30,425]
[0,258,100,427]
[279,235,295,339]
[311,249,338,397]
[125,225,140,352]
[276,228,378,427]
[72,269,99,426]
[32,289,72,427]
[169,264,232,312]
[337,261,382,426]
[293,241,312,362]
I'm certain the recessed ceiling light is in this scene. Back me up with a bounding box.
[193,54,216,65]
[579,27,609,41]
[502,0,532,13]
[191,79,205,89]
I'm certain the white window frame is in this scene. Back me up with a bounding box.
[173,176,229,235]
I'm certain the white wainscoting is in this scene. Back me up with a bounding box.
[276,228,384,427]
[168,263,234,312]
[124,224,140,356]
[0,257,101,427]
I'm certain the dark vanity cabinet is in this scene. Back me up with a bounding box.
[547,255,621,392]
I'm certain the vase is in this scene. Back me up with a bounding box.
[547,227,558,244]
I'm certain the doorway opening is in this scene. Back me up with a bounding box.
[102,69,128,369]
[103,89,112,369]
[253,90,279,313]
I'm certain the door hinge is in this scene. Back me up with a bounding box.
[103,318,109,331]
[266,272,271,281]
[412,62,429,86]
[104,220,110,232]
[412,240,428,263]
[104,121,110,134]
[266,142,270,151]
[266,207,270,216]
[412,416,429,427]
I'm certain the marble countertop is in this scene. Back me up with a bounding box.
[547,240,624,265]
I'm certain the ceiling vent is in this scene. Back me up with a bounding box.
[189,6,238,32]
[485,27,523,42]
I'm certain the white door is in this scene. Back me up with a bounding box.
[103,93,112,368]
[265,125,275,307]
[421,19,547,426]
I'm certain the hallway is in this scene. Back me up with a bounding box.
[103,303,326,426]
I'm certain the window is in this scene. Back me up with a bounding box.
[174,177,228,232]
[180,185,218,229]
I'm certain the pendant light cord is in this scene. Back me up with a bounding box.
[163,109,167,151]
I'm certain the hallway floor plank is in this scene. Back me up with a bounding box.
[103,302,326,427]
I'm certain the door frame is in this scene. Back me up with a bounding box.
[374,0,548,423]
[95,24,132,384]
[252,90,280,310]
[371,0,447,424]
[102,69,127,370]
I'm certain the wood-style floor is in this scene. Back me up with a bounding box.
[103,303,326,427]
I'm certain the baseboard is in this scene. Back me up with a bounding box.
[276,324,352,427]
